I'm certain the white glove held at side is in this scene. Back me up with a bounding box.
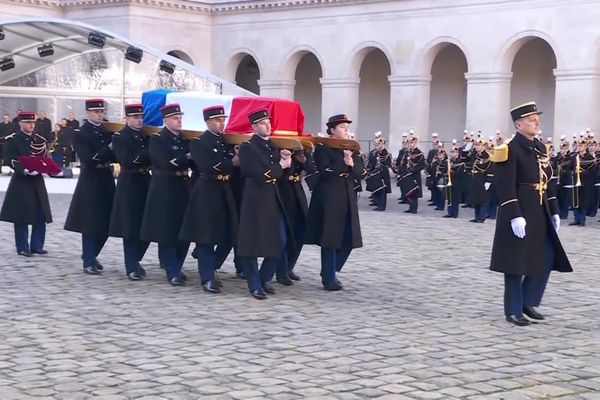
[552,214,560,232]
[510,217,526,239]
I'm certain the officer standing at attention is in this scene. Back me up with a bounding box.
[180,105,238,294]
[237,109,293,300]
[305,114,367,291]
[140,104,193,286]
[0,111,52,256]
[109,103,152,281]
[490,102,572,326]
[64,99,116,274]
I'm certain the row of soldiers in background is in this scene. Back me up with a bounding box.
[364,127,600,227]
[1,99,366,300]
[0,111,79,172]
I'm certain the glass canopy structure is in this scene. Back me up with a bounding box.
[0,18,252,121]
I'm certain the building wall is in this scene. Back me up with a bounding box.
[4,0,600,152]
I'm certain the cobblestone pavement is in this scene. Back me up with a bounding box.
[1,185,600,400]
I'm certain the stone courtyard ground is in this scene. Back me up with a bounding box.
[1,179,600,399]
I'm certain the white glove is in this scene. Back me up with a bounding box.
[24,169,40,176]
[484,182,491,191]
[510,217,526,239]
[552,214,560,232]
[53,170,65,177]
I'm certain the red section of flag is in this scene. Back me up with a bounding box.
[225,97,307,136]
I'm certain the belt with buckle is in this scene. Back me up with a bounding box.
[288,174,301,183]
[121,167,149,174]
[216,174,230,181]
[153,169,189,177]
[265,178,277,184]
[519,182,547,191]
[339,172,350,178]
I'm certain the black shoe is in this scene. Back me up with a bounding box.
[191,248,198,259]
[469,218,478,222]
[250,289,267,300]
[288,271,301,281]
[434,207,444,211]
[443,214,453,218]
[276,277,294,286]
[569,221,580,226]
[31,249,48,255]
[180,273,188,282]
[169,277,185,286]
[17,250,32,257]
[202,280,221,294]
[83,265,101,275]
[404,209,417,214]
[505,314,530,326]
[488,216,496,220]
[323,281,343,291]
[523,306,545,320]
[137,267,147,279]
[95,263,104,271]
[477,219,485,223]
[127,271,142,281]
[461,204,471,208]
[262,282,276,294]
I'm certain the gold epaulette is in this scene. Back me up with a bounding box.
[491,144,508,163]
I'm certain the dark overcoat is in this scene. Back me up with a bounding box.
[140,128,193,244]
[108,125,151,240]
[179,131,238,245]
[490,132,572,276]
[305,143,366,249]
[236,135,294,258]
[0,131,52,224]
[64,122,116,236]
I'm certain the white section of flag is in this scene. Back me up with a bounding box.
[165,92,235,131]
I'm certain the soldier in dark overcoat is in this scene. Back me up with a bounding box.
[179,105,238,294]
[64,99,116,274]
[469,139,492,223]
[305,114,367,291]
[490,102,572,326]
[140,103,193,286]
[109,103,151,281]
[236,109,294,300]
[0,111,52,256]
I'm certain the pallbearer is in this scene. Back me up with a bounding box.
[305,114,367,291]
[0,111,52,256]
[140,104,193,286]
[236,109,293,300]
[64,99,116,275]
[109,103,151,281]
[180,105,238,294]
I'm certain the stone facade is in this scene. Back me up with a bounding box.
[3,0,600,151]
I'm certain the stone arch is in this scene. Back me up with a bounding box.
[416,37,471,76]
[225,48,263,83]
[280,45,326,81]
[166,49,194,65]
[498,30,562,72]
[226,49,262,95]
[345,41,394,78]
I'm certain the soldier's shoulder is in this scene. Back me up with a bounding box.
[4,132,16,140]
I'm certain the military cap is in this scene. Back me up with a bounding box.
[160,103,183,118]
[85,99,105,111]
[510,101,542,121]
[248,109,270,124]
[326,114,352,128]
[203,105,227,121]
[16,111,36,122]
[124,103,144,116]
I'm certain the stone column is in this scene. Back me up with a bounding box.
[465,72,513,138]
[257,79,296,99]
[319,78,360,134]
[553,69,600,140]
[387,74,431,154]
